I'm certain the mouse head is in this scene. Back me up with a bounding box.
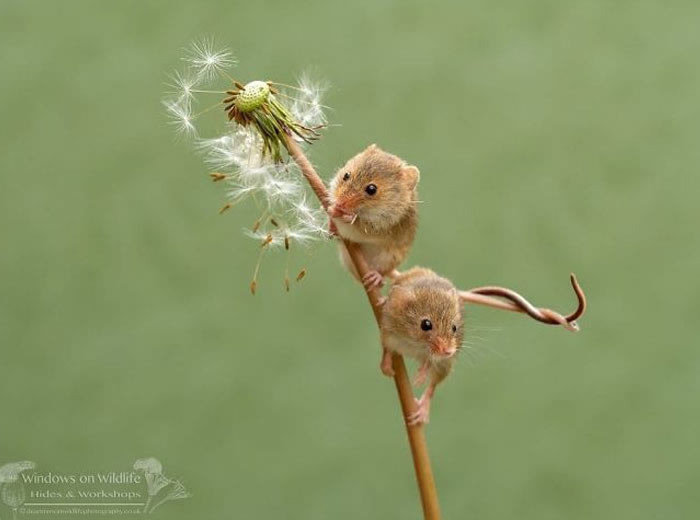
[329,144,419,229]
[385,276,464,360]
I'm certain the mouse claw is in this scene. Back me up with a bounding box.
[363,270,384,288]
[406,396,431,426]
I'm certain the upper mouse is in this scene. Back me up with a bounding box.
[329,144,419,234]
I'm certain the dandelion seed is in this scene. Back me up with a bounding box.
[262,177,303,207]
[244,229,286,249]
[290,73,328,128]
[219,202,232,214]
[166,70,200,108]
[210,172,227,182]
[183,38,236,82]
[291,198,328,236]
[163,99,196,138]
[196,129,263,171]
[196,135,234,168]
[286,229,318,248]
[224,183,256,205]
[296,268,307,281]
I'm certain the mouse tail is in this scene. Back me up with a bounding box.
[458,274,586,332]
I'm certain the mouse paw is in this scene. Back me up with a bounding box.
[380,351,394,377]
[363,270,384,288]
[406,396,431,426]
[327,219,338,237]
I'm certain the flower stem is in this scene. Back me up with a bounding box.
[282,134,441,520]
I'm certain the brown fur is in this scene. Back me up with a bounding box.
[381,267,465,385]
[329,144,419,280]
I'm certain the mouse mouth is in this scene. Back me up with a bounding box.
[430,339,456,358]
[329,204,358,224]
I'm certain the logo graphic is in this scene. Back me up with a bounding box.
[0,458,190,517]
[0,462,35,520]
[132,458,191,514]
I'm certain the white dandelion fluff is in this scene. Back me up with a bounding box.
[166,70,200,108]
[163,99,196,138]
[183,38,236,83]
[164,39,331,290]
[290,73,328,129]
[261,177,303,207]
[291,198,328,237]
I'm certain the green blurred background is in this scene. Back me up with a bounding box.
[1,1,698,518]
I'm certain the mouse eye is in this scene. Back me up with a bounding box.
[420,319,433,331]
[342,172,350,181]
[452,325,457,333]
[365,183,378,196]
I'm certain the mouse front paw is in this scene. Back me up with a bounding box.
[380,350,394,377]
[406,396,431,426]
[327,219,338,237]
[363,270,384,288]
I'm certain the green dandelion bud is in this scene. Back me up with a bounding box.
[223,80,321,162]
[235,81,271,112]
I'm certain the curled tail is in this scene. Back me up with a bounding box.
[459,274,586,332]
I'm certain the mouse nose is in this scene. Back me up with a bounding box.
[431,338,454,357]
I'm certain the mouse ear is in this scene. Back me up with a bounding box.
[401,165,420,190]
[364,143,380,153]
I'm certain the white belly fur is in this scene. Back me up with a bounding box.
[383,332,427,362]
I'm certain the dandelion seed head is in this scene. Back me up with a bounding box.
[165,39,331,265]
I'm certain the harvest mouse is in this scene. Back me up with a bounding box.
[380,267,588,424]
[328,144,419,288]
[380,267,465,425]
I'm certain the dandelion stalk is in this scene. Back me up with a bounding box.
[283,135,441,519]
